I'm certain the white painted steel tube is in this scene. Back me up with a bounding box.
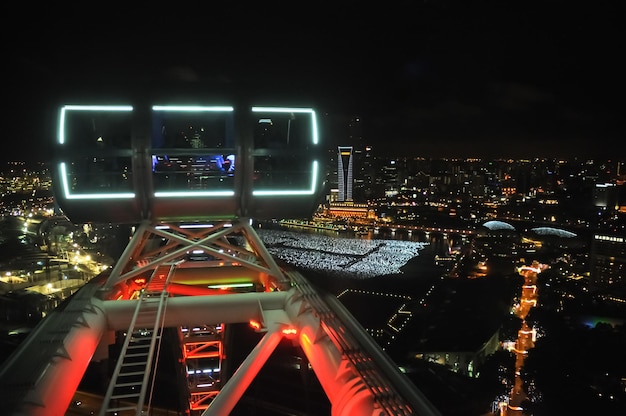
[21,298,108,416]
[103,291,288,330]
[202,324,285,415]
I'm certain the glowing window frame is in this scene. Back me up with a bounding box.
[57,105,319,200]
[58,105,135,200]
[152,105,236,198]
[251,107,319,196]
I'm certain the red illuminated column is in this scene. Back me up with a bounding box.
[22,298,108,416]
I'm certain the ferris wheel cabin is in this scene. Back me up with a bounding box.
[52,102,324,224]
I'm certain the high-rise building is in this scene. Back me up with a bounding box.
[348,116,365,201]
[590,233,626,286]
[593,183,618,209]
[337,146,353,202]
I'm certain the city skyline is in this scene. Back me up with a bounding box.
[4,2,624,162]
[1,136,625,414]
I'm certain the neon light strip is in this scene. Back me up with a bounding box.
[251,106,318,144]
[59,105,133,144]
[207,283,254,289]
[253,160,318,196]
[58,105,318,199]
[59,105,136,199]
[154,190,235,197]
[251,106,314,113]
[152,105,234,112]
[59,163,135,199]
[154,107,318,198]
[250,107,319,195]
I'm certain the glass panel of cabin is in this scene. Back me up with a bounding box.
[58,105,134,198]
[251,107,318,195]
[151,106,236,196]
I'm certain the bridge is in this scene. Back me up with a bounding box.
[0,100,441,415]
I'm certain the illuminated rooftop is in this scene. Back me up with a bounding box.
[482,220,516,231]
[531,227,577,238]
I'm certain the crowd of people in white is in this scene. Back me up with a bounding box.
[256,229,430,278]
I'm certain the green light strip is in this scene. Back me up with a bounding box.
[57,105,319,199]
[207,283,255,289]
[252,160,319,196]
[154,190,235,198]
[60,163,135,200]
[251,106,318,144]
[152,105,234,112]
[59,105,133,145]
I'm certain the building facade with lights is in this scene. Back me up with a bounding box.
[337,146,353,202]
[590,233,626,287]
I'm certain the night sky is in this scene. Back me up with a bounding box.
[4,1,625,162]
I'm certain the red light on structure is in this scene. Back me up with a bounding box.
[133,277,146,285]
[282,327,297,337]
[249,320,262,331]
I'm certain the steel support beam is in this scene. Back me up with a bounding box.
[202,318,286,415]
[103,291,288,330]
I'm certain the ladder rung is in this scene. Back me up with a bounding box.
[125,352,148,358]
[115,381,143,388]
[121,361,147,367]
[118,371,145,376]
[111,393,140,399]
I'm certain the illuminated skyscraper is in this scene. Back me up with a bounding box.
[337,146,353,202]
[590,233,626,286]
[348,117,364,200]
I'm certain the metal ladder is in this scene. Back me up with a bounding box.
[99,263,174,415]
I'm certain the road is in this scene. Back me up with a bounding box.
[504,261,543,415]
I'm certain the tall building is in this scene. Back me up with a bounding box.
[348,116,366,202]
[593,183,618,209]
[590,233,626,286]
[337,146,353,202]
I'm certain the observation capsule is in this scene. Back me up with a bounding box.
[52,102,324,224]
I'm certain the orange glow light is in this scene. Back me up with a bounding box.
[282,327,297,337]
[249,320,262,331]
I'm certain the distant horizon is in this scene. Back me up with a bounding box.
[4,153,620,166]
